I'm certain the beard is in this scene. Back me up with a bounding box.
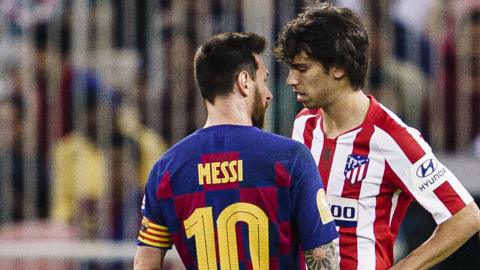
[251,85,268,129]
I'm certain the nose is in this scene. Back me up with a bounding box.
[266,87,273,101]
[286,69,298,86]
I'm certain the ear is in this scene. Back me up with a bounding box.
[236,70,250,96]
[330,66,346,80]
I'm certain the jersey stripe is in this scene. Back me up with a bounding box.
[310,117,324,166]
[373,162,397,269]
[292,114,314,144]
[433,181,467,215]
[339,124,375,270]
[303,115,319,149]
[356,134,386,270]
[318,138,337,189]
[376,105,426,163]
[291,96,474,269]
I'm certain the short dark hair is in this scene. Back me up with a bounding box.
[194,32,266,103]
[273,3,369,89]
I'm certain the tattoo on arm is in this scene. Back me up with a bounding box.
[305,242,339,270]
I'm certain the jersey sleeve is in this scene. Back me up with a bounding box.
[136,164,173,249]
[291,145,339,250]
[377,126,474,225]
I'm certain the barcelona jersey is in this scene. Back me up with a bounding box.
[137,125,338,269]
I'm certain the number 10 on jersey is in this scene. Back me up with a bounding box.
[184,202,270,270]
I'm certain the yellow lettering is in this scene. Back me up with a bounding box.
[221,161,230,183]
[198,163,211,185]
[198,159,244,186]
[229,161,238,182]
[211,162,221,184]
[238,160,243,181]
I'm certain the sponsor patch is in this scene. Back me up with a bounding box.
[412,156,448,192]
[327,195,359,227]
[416,159,438,178]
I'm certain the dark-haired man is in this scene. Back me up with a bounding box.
[134,32,339,270]
[274,3,480,270]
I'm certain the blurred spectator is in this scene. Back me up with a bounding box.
[466,10,480,143]
[0,59,48,223]
[33,23,51,219]
[52,71,166,240]
[116,97,168,187]
[363,0,427,130]
[52,76,107,237]
[0,90,25,223]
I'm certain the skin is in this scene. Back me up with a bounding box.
[133,54,273,270]
[305,242,339,270]
[203,54,272,128]
[133,246,166,270]
[134,54,340,269]
[390,202,480,270]
[286,51,370,139]
[285,50,480,270]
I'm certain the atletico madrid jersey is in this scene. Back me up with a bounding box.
[292,96,474,270]
[137,124,338,270]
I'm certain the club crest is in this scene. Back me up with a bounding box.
[344,154,370,184]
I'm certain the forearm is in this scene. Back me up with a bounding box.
[305,241,339,270]
[134,246,166,270]
[133,262,162,270]
[391,202,480,270]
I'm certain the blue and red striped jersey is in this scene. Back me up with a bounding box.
[137,124,338,269]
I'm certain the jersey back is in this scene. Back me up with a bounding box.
[137,125,338,270]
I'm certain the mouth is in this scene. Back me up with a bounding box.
[293,89,306,102]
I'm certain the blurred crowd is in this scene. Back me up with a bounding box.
[0,0,479,269]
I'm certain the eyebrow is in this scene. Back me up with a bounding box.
[289,63,309,69]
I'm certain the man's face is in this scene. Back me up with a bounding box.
[251,55,272,128]
[286,51,338,109]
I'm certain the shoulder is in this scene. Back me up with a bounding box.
[256,128,309,151]
[372,103,430,162]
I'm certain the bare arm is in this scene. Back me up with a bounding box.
[134,246,167,270]
[305,241,339,270]
[390,202,480,270]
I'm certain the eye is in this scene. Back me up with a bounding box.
[297,67,308,73]
[290,64,308,73]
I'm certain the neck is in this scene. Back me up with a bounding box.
[204,97,252,128]
[320,90,370,138]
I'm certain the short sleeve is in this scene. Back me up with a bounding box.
[291,145,339,250]
[136,165,173,249]
[403,153,473,224]
[377,126,474,225]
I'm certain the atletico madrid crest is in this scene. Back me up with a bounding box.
[344,154,370,184]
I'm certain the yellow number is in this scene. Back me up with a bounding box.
[184,203,270,270]
[317,189,334,224]
[217,203,269,270]
[184,207,217,270]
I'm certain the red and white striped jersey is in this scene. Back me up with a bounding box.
[292,96,473,270]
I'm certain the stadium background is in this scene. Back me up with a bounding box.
[0,0,479,269]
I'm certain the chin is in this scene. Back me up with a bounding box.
[303,101,322,109]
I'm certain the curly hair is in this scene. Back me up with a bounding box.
[273,3,369,89]
[194,32,266,103]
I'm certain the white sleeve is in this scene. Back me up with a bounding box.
[374,127,474,224]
